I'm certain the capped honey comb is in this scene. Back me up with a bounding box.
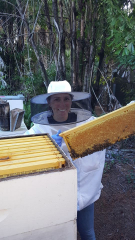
[60,102,135,159]
[0,134,66,179]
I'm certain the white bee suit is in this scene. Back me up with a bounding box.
[25,111,106,211]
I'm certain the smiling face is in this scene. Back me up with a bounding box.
[48,93,72,122]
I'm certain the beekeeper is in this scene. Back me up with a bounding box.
[25,80,106,240]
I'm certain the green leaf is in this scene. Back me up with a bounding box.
[122,48,129,56]
[127,43,133,52]
[131,44,134,53]
[114,49,122,55]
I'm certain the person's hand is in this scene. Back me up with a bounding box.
[51,130,62,147]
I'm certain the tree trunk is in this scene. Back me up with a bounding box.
[16,0,49,87]
[59,1,66,80]
[71,1,77,90]
[76,0,86,91]
[96,17,106,94]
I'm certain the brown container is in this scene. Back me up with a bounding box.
[0,100,10,131]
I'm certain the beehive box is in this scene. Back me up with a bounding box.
[0,134,77,240]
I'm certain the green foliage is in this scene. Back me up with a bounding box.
[104,160,115,173]
[114,76,135,105]
[111,153,121,161]
[124,85,135,104]
[0,0,135,107]
[105,0,135,68]
[46,62,57,83]
[11,70,46,100]
[117,54,135,70]
[23,102,33,130]
[0,82,10,95]
[126,170,135,188]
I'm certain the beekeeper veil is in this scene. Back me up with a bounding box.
[30,80,92,125]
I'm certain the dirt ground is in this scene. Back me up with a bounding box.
[77,137,135,240]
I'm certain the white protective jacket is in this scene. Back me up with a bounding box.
[25,109,106,211]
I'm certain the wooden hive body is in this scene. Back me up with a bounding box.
[0,134,77,240]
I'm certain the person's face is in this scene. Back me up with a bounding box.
[49,93,72,122]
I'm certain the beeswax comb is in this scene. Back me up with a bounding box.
[0,134,66,179]
[60,102,135,159]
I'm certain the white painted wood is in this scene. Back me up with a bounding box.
[7,100,24,111]
[0,121,27,137]
[0,168,77,239]
[0,220,77,240]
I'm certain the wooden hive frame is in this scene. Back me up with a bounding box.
[60,102,135,159]
[0,134,72,179]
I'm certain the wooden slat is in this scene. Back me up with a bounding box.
[0,153,63,166]
[0,145,57,154]
[0,139,52,147]
[0,134,66,176]
[0,135,48,143]
[0,158,65,177]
